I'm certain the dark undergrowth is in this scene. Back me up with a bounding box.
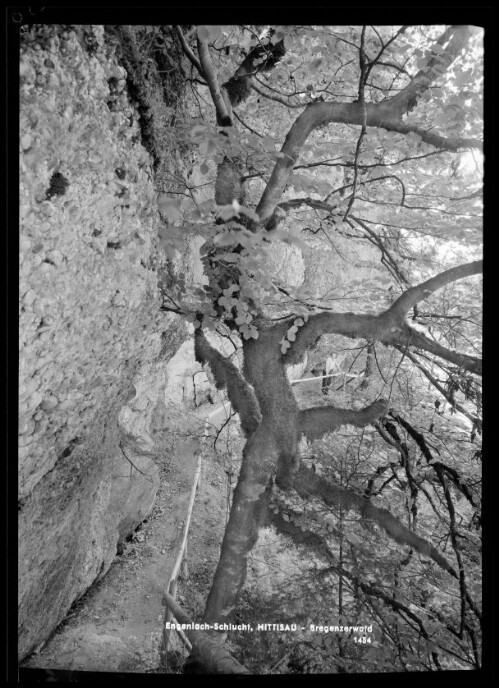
[103,25,189,171]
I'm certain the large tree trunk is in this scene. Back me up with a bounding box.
[203,328,300,623]
[173,25,482,670]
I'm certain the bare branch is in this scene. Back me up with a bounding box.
[348,215,410,285]
[281,261,482,376]
[292,465,457,577]
[343,26,368,221]
[255,99,482,224]
[397,348,481,428]
[377,122,481,151]
[174,25,204,76]
[271,493,478,668]
[391,413,481,625]
[251,81,304,108]
[390,412,478,507]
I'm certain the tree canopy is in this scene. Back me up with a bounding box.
[158,24,482,673]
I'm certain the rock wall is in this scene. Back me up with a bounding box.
[18,25,190,660]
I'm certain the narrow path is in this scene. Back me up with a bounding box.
[22,402,232,674]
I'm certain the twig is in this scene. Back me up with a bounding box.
[213,411,236,451]
[343,26,368,221]
[251,81,304,108]
[119,442,154,483]
[233,110,264,138]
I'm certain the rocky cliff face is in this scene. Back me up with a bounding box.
[18,25,193,660]
[17,24,379,663]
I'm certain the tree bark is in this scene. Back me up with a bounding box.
[283,260,482,376]
[299,399,389,440]
[256,25,480,224]
[200,324,391,625]
[175,24,482,659]
[196,31,232,126]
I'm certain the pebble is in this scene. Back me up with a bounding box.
[21,134,32,151]
[19,59,31,77]
[41,395,59,411]
[27,391,43,411]
[20,377,40,399]
[40,201,56,217]
[91,237,107,254]
[34,419,48,435]
[20,62,36,84]
[19,418,35,436]
[23,289,37,307]
[18,446,30,461]
[58,400,72,411]
[20,206,33,223]
[32,299,46,316]
[46,249,64,266]
[19,433,34,448]
[20,261,32,277]
[20,235,32,252]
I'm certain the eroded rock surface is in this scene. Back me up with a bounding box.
[18,25,191,660]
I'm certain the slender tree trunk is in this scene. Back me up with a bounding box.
[360,342,374,389]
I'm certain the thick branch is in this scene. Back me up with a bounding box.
[254,25,478,224]
[203,331,300,623]
[292,465,457,577]
[387,260,482,319]
[378,122,481,152]
[270,501,477,668]
[283,310,481,376]
[281,261,481,376]
[386,26,472,117]
[401,327,481,376]
[174,26,204,76]
[299,399,389,440]
[256,99,482,223]
[196,31,232,126]
[194,329,262,437]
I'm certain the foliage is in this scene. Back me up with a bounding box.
[155,24,482,673]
